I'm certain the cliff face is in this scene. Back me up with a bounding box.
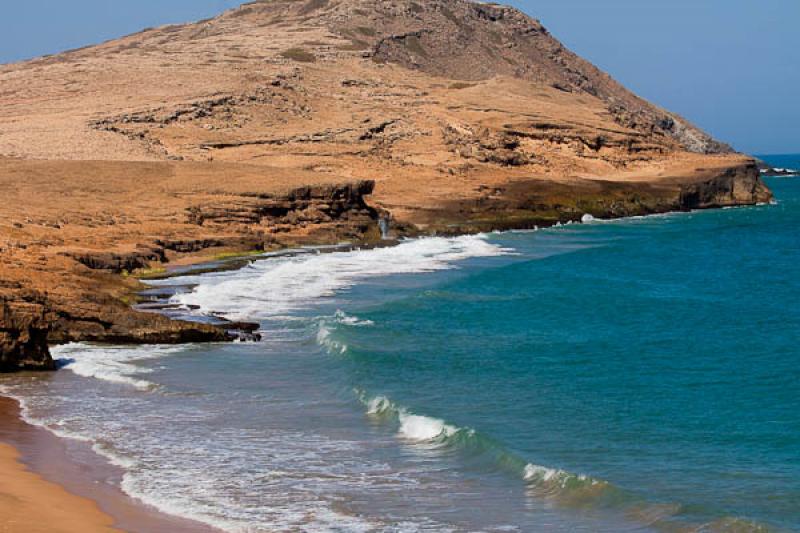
[418,160,772,233]
[0,165,384,371]
[0,287,54,372]
[678,161,772,210]
[0,0,771,370]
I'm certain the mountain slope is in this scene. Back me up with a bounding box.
[323,0,731,154]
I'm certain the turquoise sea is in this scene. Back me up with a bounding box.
[1,159,798,532]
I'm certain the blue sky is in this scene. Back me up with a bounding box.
[0,1,796,154]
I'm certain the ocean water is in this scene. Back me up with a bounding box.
[2,172,799,532]
[761,153,800,174]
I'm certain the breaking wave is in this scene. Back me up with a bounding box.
[353,393,769,531]
[51,343,186,390]
[357,392,610,501]
[159,235,512,322]
[315,310,374,355]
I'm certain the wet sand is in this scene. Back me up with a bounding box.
[0,395,218,533]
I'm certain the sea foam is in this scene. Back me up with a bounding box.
[161,235,512,322]
[51,343,185,390]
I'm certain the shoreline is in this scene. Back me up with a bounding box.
[0,193,783,532]
[0,173,778,532]
[0,394,220,533]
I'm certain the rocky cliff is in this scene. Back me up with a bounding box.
[0,0,771,371]
[0,286,54,372]
[416,160,771,233]
[0,166,383,371]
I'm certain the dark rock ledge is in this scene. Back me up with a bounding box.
[419,161,772,234]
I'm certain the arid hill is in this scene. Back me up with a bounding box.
[0,0,771,370]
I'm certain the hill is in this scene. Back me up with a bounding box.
[0,0,771,369]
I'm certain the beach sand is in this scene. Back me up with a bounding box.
[0,395,218,533]
[0,442,119,533]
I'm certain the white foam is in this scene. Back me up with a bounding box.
[523,463,560,483]
[314,311,375,354]
[365,395,393,415]
[119,473,246,533]
[359,394,604,496]
[51,343,185,390]
[316,322,348,354]
[92,443,139,469]
[168,235,512,322]
[0,387,85,439]
[333,309,374,327]
[398,412,458,442]
[361,393,460,443]
[523,463,599,490]
[113,430,406,533]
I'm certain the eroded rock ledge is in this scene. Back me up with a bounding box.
[0,179,384,372]
[413,161,772,234]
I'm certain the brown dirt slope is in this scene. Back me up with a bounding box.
[0,0,771,370]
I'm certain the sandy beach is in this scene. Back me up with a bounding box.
[0,395,218,533]
[0,442,119,533]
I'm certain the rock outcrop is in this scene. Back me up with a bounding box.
[290,0,730,154]
[0,286,55,372]
[188,181,378,237]
[678,161,772,210]
[420,161,772,233]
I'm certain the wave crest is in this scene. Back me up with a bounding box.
[357,392,605,496]
[51,343,185,390]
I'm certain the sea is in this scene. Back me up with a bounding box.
[1,156,798,532]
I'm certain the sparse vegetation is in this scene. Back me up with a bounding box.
[354,26,376,37]
[281,48,317,63]
[212,250,265,261]
[133,266,168,280]
[403,36,428,58]
[281,47,317,63]
[449,82,476,90]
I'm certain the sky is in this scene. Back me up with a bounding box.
[0,1,797,154]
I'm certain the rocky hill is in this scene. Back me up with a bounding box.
[0,0,771,369]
